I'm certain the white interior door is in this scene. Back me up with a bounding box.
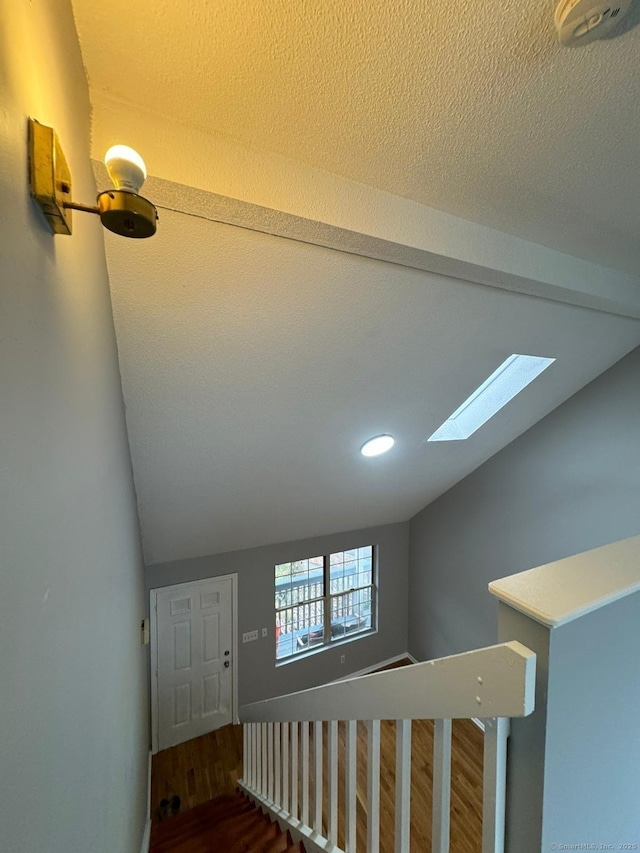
[154,576,235,751]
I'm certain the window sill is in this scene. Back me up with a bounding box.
[275,628,378,667]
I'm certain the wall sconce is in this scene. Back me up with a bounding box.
[28,118,157,238]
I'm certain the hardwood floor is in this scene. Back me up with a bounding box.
[151,659,484,851]
[310,717,483,853]
[151,724,244,816]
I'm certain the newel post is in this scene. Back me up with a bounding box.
[489,535,640,853]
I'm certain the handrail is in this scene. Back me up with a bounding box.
[240,640,536,723]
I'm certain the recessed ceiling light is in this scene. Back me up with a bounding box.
[361,434,395,457]
[427,354,555,442]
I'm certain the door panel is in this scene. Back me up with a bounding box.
[203,613,220,662]
[173,621,191,669]
[156,577,234,751]
[174,683,191,726]
[203,673,220,716]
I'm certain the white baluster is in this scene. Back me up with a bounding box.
[244,723,249,786]
[282,721,290,813]
[249,723,257,788]
[301,721,310,825]
[432,718,452,853]
[242,724,247,784]
[314,721,323,834]
[395,719,412,853]
[268,722,274,802]
[328,720,338,846]
[261,722,268,797]
[253,724,258,792]
[482,717,510,853]
[256,723,262,794]
[249,724,254,788]
[291,721,299,820]
[366,720,381,853]
[345,720,357,853]
[274,722,281,807]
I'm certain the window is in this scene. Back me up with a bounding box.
[275,546,375,661]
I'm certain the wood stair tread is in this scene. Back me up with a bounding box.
[152,796,254,832]
[150,791,305,853]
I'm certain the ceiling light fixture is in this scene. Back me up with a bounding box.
[28,119,157,238]
[427,354,555,442]
[360,434,395,457]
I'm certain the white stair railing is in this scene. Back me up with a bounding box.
[238,641,536,853]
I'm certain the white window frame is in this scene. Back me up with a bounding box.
[275,546,377,663]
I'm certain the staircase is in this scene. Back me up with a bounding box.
[149,535,640,853]
[239,642,536,853]
[150,792,305,853]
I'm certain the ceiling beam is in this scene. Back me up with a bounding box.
[91,98,640,320]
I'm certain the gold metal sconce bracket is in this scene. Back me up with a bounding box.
[97,189,158,238]
[28,118,73,235]
[28,118,158,239]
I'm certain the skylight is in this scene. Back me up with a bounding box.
[427,354,555,442]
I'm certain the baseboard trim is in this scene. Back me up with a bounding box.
[471,717,486,732]
[139,749,152,853]
[332,652,414,682]
[406,652,419,664]
[148,750,152,817]
[140,819,151,853]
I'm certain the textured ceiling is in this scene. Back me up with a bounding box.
[72,0,640,566]
[103,204,640,565]
[73,0,640,274]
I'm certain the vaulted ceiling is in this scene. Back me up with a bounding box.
[72,0,640,565]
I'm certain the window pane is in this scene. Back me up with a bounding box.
[329,550,343,594]
[330,547,372,593]
[276,601,325,659]
[330,549,358,592]
[329,587,373,641]
[275,562,291,578]
[343,559,356,576]
[358,569,372,588]
[275,556,324,609]
[358,550,372,570]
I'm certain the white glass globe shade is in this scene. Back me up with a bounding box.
[104,145,147,193]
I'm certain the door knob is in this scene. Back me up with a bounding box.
[224,660,230,668]
[224,650,230,656]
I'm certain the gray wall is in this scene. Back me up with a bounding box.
[147,522,409,705]
[498,594,640,851]
[408,346,640,661]
[497,604,551,853]
[0,3,149,852]
[542,591,640,847]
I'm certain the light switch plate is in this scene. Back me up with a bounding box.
[242,630,259,643]
[261,627,268,638]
